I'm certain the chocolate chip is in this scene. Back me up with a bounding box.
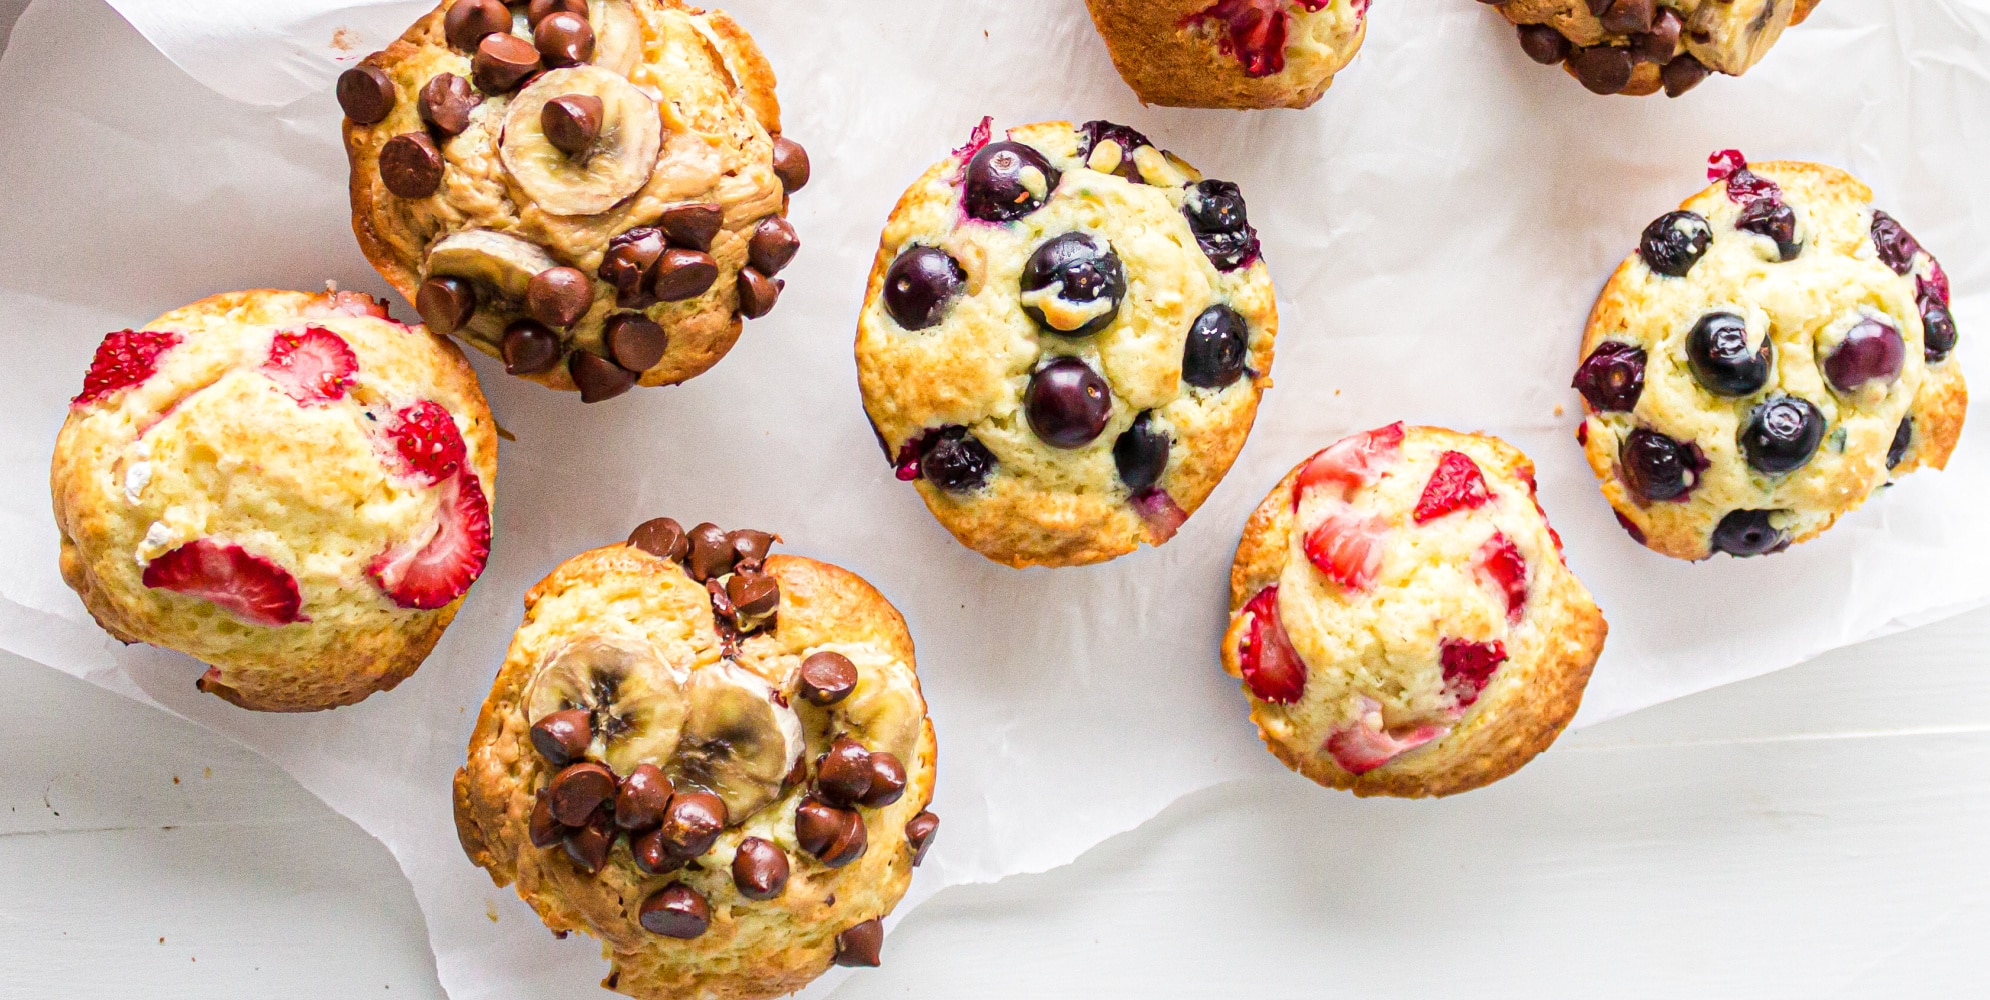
[726,571,780,618]
[561,806,615,872]
[603,314,667,373]
[652,248,719,302]
[534,10,594,67]
[731,837,791,900]
[796,797,867,867]
[860,752,906,808]
[337,64,396,125]
[1569,45,1635,94]
[904,811,939,866]
[1632,7,1682,63]
[614,763,674,831]
[548,761,616,826]
[815,737,874,807]
[657,203,724,251]
[528,790,566,848]
[600,228,665,307]
[1516,24,1571,65]
[1599,0,1654,35]
[737,267,782,319]
[657,790,727,858]
[570,351,637,402]
[444,0,511,51]
[541,93,603,158]
[1585,0,1612,15]
[771,136,810,194]
[639,884,710,939]
[416,276,476,335]
[529,708,593,767]
[784,754,808,791]
[747,216,800,276]
[380,132,444,198]
[1661,53,1710,97]
[728,529,775,568]
[418,73,480,136]
[526,266,593,328]
[833,919,884,967]
[798,652,857,706]
[629,826,686,875]
[628,517,689,560]
[503,319,563,375]
[685,522,735,581]
[473,33,541,94]
[526,0,587,26]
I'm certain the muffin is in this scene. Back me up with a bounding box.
[856,118,1278,568]
[338,0,808,402]
[51,288,498,711]
[1490,0,1821,96]
[1083,0,1369,109]
[1221,425,1605,797]
[455,518,939,999]
[1576,151,1966,560]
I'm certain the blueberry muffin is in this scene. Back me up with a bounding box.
[455,518,939,999]
[855,119,1278,568]
[1083,0,1369,109]
[338,0,808,402]
[1222,425,1605,797]
[51,289,498,711]
[1576,151,1967,561]
[1488,0,1820,96]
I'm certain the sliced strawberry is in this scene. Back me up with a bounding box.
[1324,696,1449,775]
[951,115,994,163]
[142,538,306,627]
[385,400,467,485]
[1440,639,1508,709]
[1186,0,1326,77]
[1293,422,1404,508]
[1516,466,1566,559]
[1236,586,1305,704]
[1473,533,1528,624]
[368,472,492,610]
[1706,148,1747,183]
[74,329,181,406]
[307,289,395,321]
[1131,488,1189,543]
[263,327,358,405]
[1303,510,1388,592]
[1413,450,1492,524]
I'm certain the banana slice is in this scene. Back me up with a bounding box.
[833,650,926,763]
[1685,0,1795,76]
[424,229,561,343]
[524,634,688,775]
[501,66,662,217]
[589,0,643,78]
[668,661,804,822]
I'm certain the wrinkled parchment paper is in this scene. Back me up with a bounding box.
[1,0,1984,995]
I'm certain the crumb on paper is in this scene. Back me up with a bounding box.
[486,899,500,922]
[331,26,360,52]
[204,766,213,779]
[1554,403,1564,417]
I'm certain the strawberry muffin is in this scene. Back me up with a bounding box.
[856,118,1278,568]
[1083,0,1370,109]
[1222,425,1606,797]
[339,0,806,402]
[51,288,497,712]
[455,517,939,999]
[1488,0,1820,97]
[1576,152,1966,561]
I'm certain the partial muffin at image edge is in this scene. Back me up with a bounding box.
[339,0,808,402]
[51,288,498,711]
[1083,0,1371,109]
[1489,0,1821,97]
[856,117,1278,568]
[1222,425,1606,798]
[455,517,939,1000]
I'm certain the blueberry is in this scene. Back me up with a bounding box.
[1078,120,1153,182]
[1685,313,1771,397]
[1821,318,1905,394]
[1710,509,1791,557]
[1024,357,1113,449]
[1735,199,1801,261]
[1112,410,1170,491]
[1182,305,1249,390]
[963,141,1059,223]
[920,427,995,492]
[1740,396,1826,474]
[1183,180,1259,272]
[1870,210,1921,275]
[882,246,966,331]
[1921,295,1957,362]
[1572,342,1647,412]
[1019,233,1126,337]
[1638,211,1712,278]
[1619,428,1701,502]
[1888,416,1913,470]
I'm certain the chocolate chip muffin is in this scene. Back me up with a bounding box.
[1489,0,1820,96]
[455,519,939,999]
[51,289,498,711]
[1222,425,1606,798]
[1576,152,1967,561]
[855,119,1278,568]
[1083,0,1369,109]
[339,0,808,403]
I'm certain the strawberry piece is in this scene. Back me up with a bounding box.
[368,472,492,609]
[307,289,395,321]
[1185,0,1328,77]
[385,400,468,485]
[263,327,358,405]
[1920,264,1950,307]
[1293,422,1404,508]
[1303,510,1388,592]
[1473,533,1529,624]
[74,329,181,406]
[1324,696,1449,775]
[1131,488,1189,543]
[1440,639,1508,709]
[1413,450,1493,524]
[1706,148,1747,183]
[1236,586,1306,704]
[952,115,993,163]
[142,539,306,627]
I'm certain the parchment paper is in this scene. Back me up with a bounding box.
[1,0,1984,996]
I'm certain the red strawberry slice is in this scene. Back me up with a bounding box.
[368,472,492,610]
[1293,422,1404,508]
[1131,488,1189,543]
[1707,148,1747,183]
[1413,450,1493,524]
[952,115,993,163]
[263,327,358,405]
[1186,0,1328,77]
[74,329,181,406]
[1473,532,1529,624]
[1324,696,1449,774]
[307,289,396,321]
[1303,510,1388,592]
[1440,639,1508,709]
[385,400,468,485]
[142,538,306,627]
[1236,585,1306,704]
[1517,466,1566,559]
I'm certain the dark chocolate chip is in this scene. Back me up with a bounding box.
[528,790,566,848]
[614,763,674,831]
[726,571,780,618]
[529,708,593,767]
[473,33,541,94]
[798,651,858,706]
[905,811,939,866]
[337,64,396,125]
[728,529,775,568]
[686,522,735,581]
[541,93,603,158]
[443,0,511,51]
[1569,45,1635,94]
[833,919,884,968]
[380,132,444,198]
[561,806,615,873]
[600,228,665,307]
[526,266,593,328]
[859,752,906,808]
[802,798,867,868]
[416,276,476,336]
[418,72,480,136]
[526,0,587,26]
[570,350,637,402]
[1599,0,1654,35]
[1631,7,1683,63]
[503,319,563,375]
[534,10,594,68]
[737,267,783,319]
[652,248,719,302]
[629,826,686,875]
[605,313,667,372]
[657,790,727,858]
[628,517,690,561]
[815,737,874,807]
[548,762,617,826]
[639,883,710,938]
[657,203,724,251]
[731,837,791,900]
[747,216,800,275]
[771,136,810,193]
[1517,24,1571,64]
[1661,54,1710,97]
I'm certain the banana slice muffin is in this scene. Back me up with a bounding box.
[1488,0,1820,96]
[856,118,1278,568]
[1222,425,1605,797]
[339,0,807,402]
[1576,151,1967,560]
[455,518,939,999]
[51,288,498,711]
[1082,0,1370,109]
